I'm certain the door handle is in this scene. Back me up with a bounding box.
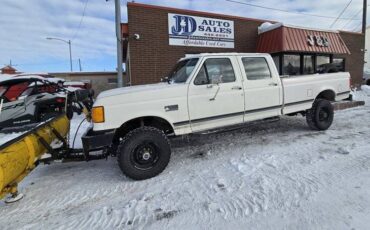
[269,83,278,86]
[231,86,243,90]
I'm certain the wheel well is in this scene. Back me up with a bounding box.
[366,79,370,86]
[316,90,336,102]
[113,116,174,143]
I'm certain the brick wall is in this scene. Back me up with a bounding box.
[127,3,269,85]
[127,3,365,87]
[51,72,121,96]
[335,31,365,88]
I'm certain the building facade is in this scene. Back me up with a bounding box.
[123,2,365,87]
[50,71,121,96]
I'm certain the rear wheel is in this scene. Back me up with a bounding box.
[306,99,334,130]
[117,126,171,180]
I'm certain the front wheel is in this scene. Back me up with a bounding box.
[117,126,171,180]
[306,99,334,131]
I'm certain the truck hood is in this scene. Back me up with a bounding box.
[97,83,174,99]
[95,82,187,106]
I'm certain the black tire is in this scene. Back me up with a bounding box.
[367,80,370,86]
[117,126,171,180]
[306,99,334,131]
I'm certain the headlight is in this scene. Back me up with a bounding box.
[91,106,105,123]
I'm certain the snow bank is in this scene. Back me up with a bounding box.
[361,85,370,95]
[351,85,370,101]
[258,22,283,34]
[0,131,25,146]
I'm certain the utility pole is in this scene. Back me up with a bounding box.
[79,58,82,71]
[68,40,73,72]
[114,0,124,87]
[363,0,367,34]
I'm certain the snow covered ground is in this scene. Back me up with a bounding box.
[1,90,370,229]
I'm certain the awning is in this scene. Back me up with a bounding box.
[256,23,350,55]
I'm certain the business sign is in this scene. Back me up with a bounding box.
[168,13,234,48]
[307,35,330,47]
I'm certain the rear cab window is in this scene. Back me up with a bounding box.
[241,57,272,80]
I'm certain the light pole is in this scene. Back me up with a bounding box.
[114,0,123,87]
[46,37,73,72]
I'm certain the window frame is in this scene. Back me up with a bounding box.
[193,57,236,86]
[316,54,331,72]
[332,58,345,72]
[241,57,272,81]
[282,54,301,76]
[302,54,315,75]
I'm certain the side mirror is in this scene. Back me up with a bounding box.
[210,76,222,85]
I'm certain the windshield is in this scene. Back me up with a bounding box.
[168,58,199,83]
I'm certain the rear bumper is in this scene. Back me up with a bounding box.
[81,128,115,154]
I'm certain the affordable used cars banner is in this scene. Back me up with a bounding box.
[168,13,234,48]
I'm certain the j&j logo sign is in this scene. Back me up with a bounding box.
[171,15,197,36]
[168,13,234,48]
[307,35,330,47]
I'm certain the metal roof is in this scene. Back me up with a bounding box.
[256,25,350,54]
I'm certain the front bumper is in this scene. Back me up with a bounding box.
[81,127,115,155]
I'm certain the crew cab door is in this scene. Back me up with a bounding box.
[238,56,282,121]
[187,56,245,132]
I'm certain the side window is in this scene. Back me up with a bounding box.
[194,58,236,85]
[4,82,29,101]
[194,65,208,85]
[242,57,272,80]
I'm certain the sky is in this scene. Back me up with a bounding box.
[0,0,368,73]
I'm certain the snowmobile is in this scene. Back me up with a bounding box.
[0,77,93,132]
[0,77,97,203]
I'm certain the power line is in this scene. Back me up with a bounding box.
[341,9,362,29]
[353,22,363,32]
[226,0,361,20]
[330,0,353,28]
[71,0,89,41]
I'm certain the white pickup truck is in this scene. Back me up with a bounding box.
[82,53,351,180]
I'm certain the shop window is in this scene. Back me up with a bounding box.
[272,56,280,74]
[194,58,235,85]
[282,55,300,76]
[333,58,345,72]
[242,57,271,80]
[303,55,314,74]
[316,55,330,73]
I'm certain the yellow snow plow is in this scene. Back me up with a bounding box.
[0,115,69,202]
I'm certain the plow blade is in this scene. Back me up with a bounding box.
[0,115,69,200]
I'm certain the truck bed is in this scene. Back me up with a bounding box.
[281,72,351,114]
